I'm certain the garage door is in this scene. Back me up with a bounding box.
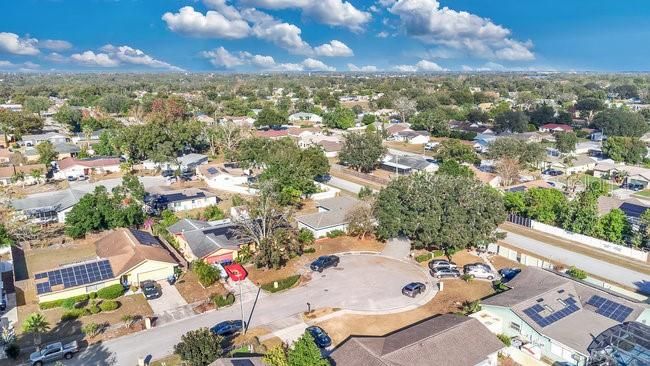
[137,267,172,283]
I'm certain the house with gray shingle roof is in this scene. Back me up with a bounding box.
[168,218,248,264]
[296,196,360,238]
[474,267,650,366]
[329,314,504,366]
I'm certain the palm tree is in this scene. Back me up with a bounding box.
[22,313,50,347]
[461,300,482,315]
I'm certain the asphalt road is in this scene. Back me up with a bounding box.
[68,254,432,365]
[502,231,650,294]
[325,176,367,194]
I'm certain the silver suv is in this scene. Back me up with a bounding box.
[464,264,496,280]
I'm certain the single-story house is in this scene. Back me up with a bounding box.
[146,187,219,212]
[543,155,597,175]
[197,163,258,195]
[318,140,343,158]
[142,153,208,173]
[450,121,495,135]
[168,218,248,264]
[475,267,650,366]
[288,127,321,139]
[35,228,177,302]
[392,129,430,144]
[71,129,106,144]
[597,196,650,228]
[54,156,121,180]
[218,116,255,128]
[254,129,289,139]
[21,132,68,147]
[384,123,411,136]
[288,112,323,123]
[574,141,602,156]
[0,163,46,186]
[380,154,438,175]
[329,314,504,366]
[25,142,81,162]
[540,123,573,133]
[296,196,360,237]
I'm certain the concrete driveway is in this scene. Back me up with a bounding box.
[147,281,187,315]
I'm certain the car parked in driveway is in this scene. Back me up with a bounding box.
[401,282,426,297]
[542,169,563,176]
[428,259,457,271]
[210,320,246,337]
[30,341,79,366]
[306,326,332,348]
[310,255,340,272]
[429,268,461,279]
[464,265,496,280]
[141,280,162,300]
[499,267,521,282]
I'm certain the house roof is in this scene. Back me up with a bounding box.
[597,196,650,218]
[254,129,289,139]
[329,314,504,366]
[382,154,436,171]
[318,140,343,152]
[178,153,208,166]
[541,123,573,131]
[482,267,648,354]
[95,228,177,276]
[149,188,218,205]
[58,156,120,170]
[168,218,245,258]
[385,123,410,135]
[297,196,360,230]
[209,357,264,366]
[0,164,46,179]
[22,131,66,141]
[396,130,429,138]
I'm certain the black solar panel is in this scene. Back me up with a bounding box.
[33,259,115,295]
[129,229,159,246]
[523,296,580,328]
[587,295,634,322]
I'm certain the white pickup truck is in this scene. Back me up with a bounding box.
[30,341,79,366]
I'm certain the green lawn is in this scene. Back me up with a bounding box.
[575,174,618,193]
[633,190,650,198]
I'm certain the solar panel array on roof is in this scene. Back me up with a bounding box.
[35,259,114,295]
[523,296,580,328]
[129,229,159,246]
[587,295,634,323]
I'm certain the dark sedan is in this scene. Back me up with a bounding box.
[210,320,246,337]
[499,268,521,282]
[306,326,332,348]
[429,268,461,279]
[140,280,162,300]
[310,255,340,272]
[401,282,426,298]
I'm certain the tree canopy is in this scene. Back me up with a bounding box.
[375,173,506,253]
[323,107,356,129]
[593,109,648,137]
[434,139,478,164]
[603,136,646,164]
[338,130,386,172]
[174,328,223,366]
[494,110,530,133]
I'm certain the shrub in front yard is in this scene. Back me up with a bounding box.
[326,230,345,238]
[97,284,125,300]
[192,260,220,287]
[88,304,101,314]
[461,274,473,282]
[39,294,90,310]
[261,275,301,293]
[302,247,316,254]
[61,309,85,321]
[298,229,315,246]
[566,266,588,280]
[82,323,103,339]
[99,300,120,312]
[432,250,444,257]
[211,293,236,308]
[497,334,512,347]
[89,292,97,299]
[4,343,19,360]
[415,252,432,263]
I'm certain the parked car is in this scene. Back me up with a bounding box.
[424,142,439,151]
[622,183,644,191]
[401,282,426,298]
[66,176,76,182]
[430,268,461,279]
[306,326,332,348]
[464,265,496,280]
[310,255,340,272]
[30,341,79,366]
[210,320,246,337]
[77,175,88,181]
[499,268,521,282]
[161,170,174,177]
[428,259,457,271]
[140,280,162,300]
[463,263,492,272]
[542,169,563,176]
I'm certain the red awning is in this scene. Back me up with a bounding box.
[224,263,248,282]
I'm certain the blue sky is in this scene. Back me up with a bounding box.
[1,0,650,72]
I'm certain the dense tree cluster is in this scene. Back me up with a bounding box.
[375,173,506,254]
[602,136,647,164]
[339,130,386,172]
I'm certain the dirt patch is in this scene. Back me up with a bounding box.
[384,141,434,156]
[302,307,341,321]
[246,236,385,285]
[315,279,495,345]
[489,254,523,271]
[175,270,228,304]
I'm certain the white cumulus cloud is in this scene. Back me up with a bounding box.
[201,47,247,68]
[71,46,183,70]
[70,51,119,67]
[0,32,39,55]
[302,57,335,71]
[200,46,335,71]
[347,63,378,72]
[394,59,446,72]
[314,40,353,57]
[162,6,250,39]
[389,0,534,61]
[242,0,371,31]
[38,39,72,51]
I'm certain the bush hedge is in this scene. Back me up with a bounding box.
[99,300,120,312]
[97,284,125,300]
[415,253,432,263]
[212,293,236,308]
[39,294,90,310]
[4,343,19,360]
[261,275,301,293]
[326,230,345,238]
[303,247,316,254]
[566,266,588,280]
[61,308,86,321]
[88,305,101,314]
[432,250,444,258]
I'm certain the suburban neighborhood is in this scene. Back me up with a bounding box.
[1,1,650,365]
